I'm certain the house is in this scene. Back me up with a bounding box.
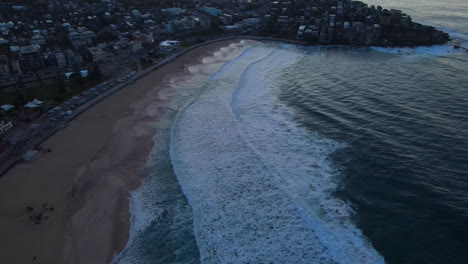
[297,25,306,40]
[222,24,242,32]
[164,23,174,34]
[54,49,67,67]
[9,53,22,74]
[130,41,143,53]
[352,22,366,44]
[159,40,180,54]
[204,6,222,16]
[163,8,184,15]
[132,9,141,17]
[19,45,44,72]
[64,49,82,67]
[87,47,109,62]
[31,34,46,46]
[0,120,13,135]
[277,16,289,27]
[379,10,392,26]
[0,55,9,76]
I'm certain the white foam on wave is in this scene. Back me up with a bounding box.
[370,28,468,56]
[371,44,465,56]
[171,44,385,263]
[112,40,256,264]
[438,28,468,42]
[202,40,250,64]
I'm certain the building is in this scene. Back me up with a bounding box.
[0,55,9,76]
[163,8,184,15]
[81,30,96,42]
[204,6,222,16]
[372,24,381,43]
[0,120,13,136]
[305,25,320,40]
[401,15,411,27]
[164,23,174,34]
[19,45,44,72]
[159,40,180,54]
[277,16,289,27]
[222,24,242,33]
[54,50,67,67]
[87,47,109,62]
[365,25,374,45]
[64,49,80,67]
[297,25,306,39]
[31,34,46,46]
[352,22,366,44]
[0,38,9,54]
[68,28,96,45]
[130,41,143,53]
[68,31,82,41]
[9,53,21,74]
[379,10,392,26]
[319,29,328,44]
[132,9,141,17]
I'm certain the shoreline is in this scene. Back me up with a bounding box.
[0,39,243,264]
[0,35,461,264]
[0,34,461,181]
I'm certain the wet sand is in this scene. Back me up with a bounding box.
[0,39,240,264]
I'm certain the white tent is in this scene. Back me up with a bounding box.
[0,105,14,111]
[32,98,43,105]
[24,102,40,108]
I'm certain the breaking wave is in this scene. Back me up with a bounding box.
[170,44,385,263]
[112,40,255,264]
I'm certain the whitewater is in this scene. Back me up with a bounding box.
[170,43,385,263]
[113,36,468,263]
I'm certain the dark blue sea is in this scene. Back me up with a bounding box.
[113,1,468,263]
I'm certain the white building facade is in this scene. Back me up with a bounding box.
[159,40,180,54]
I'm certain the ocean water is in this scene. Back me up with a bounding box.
[114,1,468,263]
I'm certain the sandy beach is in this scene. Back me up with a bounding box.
[0,39,243,264]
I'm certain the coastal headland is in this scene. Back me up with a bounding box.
[264,0,450,47]
[0,38,249,264]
